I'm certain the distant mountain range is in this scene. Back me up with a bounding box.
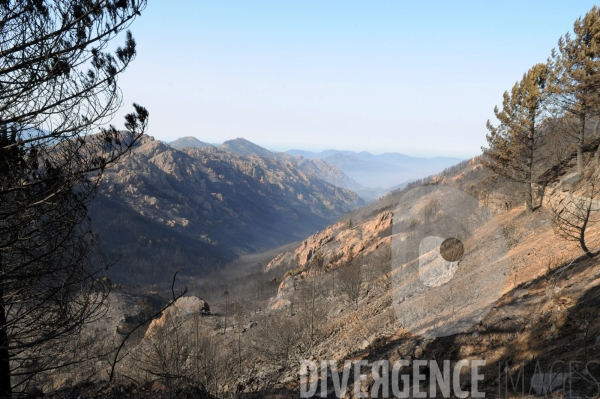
[90,136,362,284]
[285,149,463,190]
[168,137,364,193]
[167,137,463,200]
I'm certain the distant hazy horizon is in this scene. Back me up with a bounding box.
[110,1,598,159]
[167,136,465,159]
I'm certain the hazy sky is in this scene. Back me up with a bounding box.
[110,1,598,158]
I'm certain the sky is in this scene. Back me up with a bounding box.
[109,1,599,158]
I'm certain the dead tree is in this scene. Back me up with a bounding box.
[250,314,305,371]
[109,273,187,383]
[297,279,327,352]
[222,291,230,333]
[137,312,189,388]
[550,178,600,258]
[376,245,392,293]
[234,303,245,375]
[338,255,362,309]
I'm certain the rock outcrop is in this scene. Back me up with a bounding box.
[145,296,209,337]
[266,210,392,272]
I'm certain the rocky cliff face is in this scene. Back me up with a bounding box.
[265,210,392,272]
[215,137,363,192]
[89,135,363,284]
[273,153,363,192]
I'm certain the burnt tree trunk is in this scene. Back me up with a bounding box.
[0,288,11,398]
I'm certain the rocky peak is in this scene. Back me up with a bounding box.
[219,137,273,158]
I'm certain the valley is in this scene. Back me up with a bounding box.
[89,135,363,284]
[52,139,600,398]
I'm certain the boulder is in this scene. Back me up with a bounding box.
[150,382,167,392]
[270,298,291,310]
[142,381,167,392]
[512,289,529,300]
[414,346,424,358]
[172,296,210,315]
[244,320,257,330]
[277,276,298,298]
[145,296,209,337]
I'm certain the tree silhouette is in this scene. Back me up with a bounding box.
[550,177,600,258]
[0,1,148,395]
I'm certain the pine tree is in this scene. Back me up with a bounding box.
[549,6,600,172]
[483,63,551,213]
[0,1,148,395]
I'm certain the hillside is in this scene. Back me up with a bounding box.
[195,142,600,396]
[210,138,466,198]
[222,143,600,397]
[89,135,363,284]
[273,153,363,192]
[55,140,600,399]
[169,137,464,201]
[80,136,600,397]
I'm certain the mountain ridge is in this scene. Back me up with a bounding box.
[89,135,363,284]
[197,137,365,193]
[168,136,463,200]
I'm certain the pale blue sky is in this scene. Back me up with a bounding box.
[110,1,599,158]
